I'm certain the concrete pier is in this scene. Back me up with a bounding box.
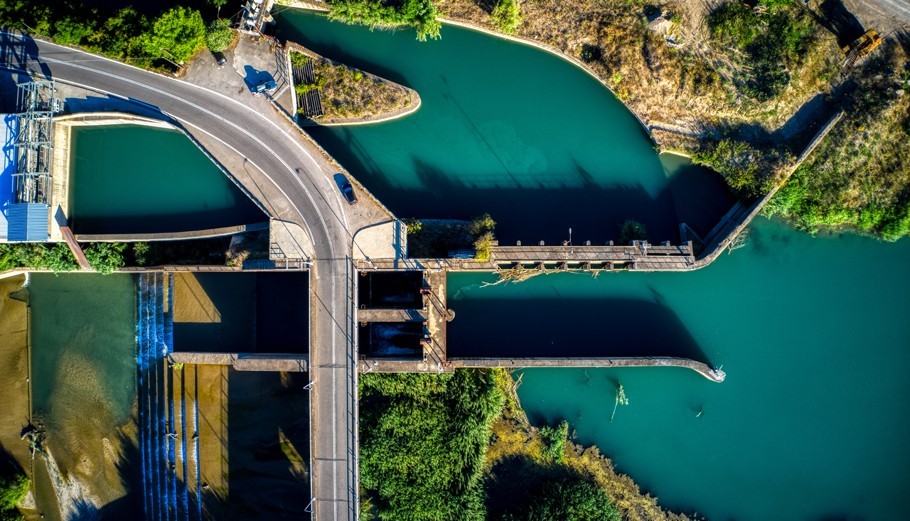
[168,352,310,372]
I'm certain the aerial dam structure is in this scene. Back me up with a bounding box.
[0,31,740,521]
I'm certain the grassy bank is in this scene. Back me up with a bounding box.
[325,0,442,41]
[764,40,910,240]
[359,369,684,520]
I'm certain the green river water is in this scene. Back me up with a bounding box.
[275,11,735,244]
[276,11,910,519]
[448,218,910,520]
[69,124,265,234]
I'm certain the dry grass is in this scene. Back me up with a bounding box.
[765,38,910,238]
[487,369,689,521]
[438,0,840,138]
[311,58,413,120]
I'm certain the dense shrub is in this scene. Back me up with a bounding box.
[618,220,647,245]
[83,242,127,274]
[327,0,442,41]
[0,2,208,67]
[0,243,78,273]
[538,420,569,462]
[204,18,234,53]
[0,460,28,520]
[693,139,781,197]
[500,477,620,521]
[359,370,504,520]
[491,0,522,35]
[139,6,206,63]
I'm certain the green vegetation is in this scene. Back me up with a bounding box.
[0,2,208,67]
[692,139,786,198]
[403,214,496,259]
[708,0,817,101]
[290,51,310,68]
[491,0,522,35]
[359,370,504,520]
[326,0,442,41]
[295,56,411,120]
[359,370,639,521]
[84,242,127,274]
[765,41,910,240]
[486,372,683,520]
[500,478,620,521]
[609,383,629,422]
[140,6,206,63]
[538,420,568,462]
[204,18,234,53]
[0,460,28,521]
[470,213,496,261]
[618,220,647,245]
[0,243,78,273]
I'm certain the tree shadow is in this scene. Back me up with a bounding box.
[485,455,586,519]
[473,0,497,15]
[812,0,865,48]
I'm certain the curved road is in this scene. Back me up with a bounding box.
[3,33,357,521]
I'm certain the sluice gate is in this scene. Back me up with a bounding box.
[138,273,201,521]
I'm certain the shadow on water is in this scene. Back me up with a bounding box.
[309,126,734,243]
[203,370,310,520]
[173,273,309,354]
[484,455,587,520]
[71,212,267,236]
[448,295,712,365]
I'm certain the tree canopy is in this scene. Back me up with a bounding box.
[139,6,206,63]
[327,0,442,41]
[205,18,234,52]
[359,370,504,520]
[500,477,621,521]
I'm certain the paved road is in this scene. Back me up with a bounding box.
[2,33,358,521]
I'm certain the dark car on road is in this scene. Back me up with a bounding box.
[336,175,357,205]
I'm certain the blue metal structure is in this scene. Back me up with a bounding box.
[6,202,49,242]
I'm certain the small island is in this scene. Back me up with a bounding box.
[287,44,421,125]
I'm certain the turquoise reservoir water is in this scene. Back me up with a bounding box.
[448,218,910,520]
[69,125,265,234]
[276,12,734,243]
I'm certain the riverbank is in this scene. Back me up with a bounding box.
[357,369,687,519]
[490,371,689,521]
[0,275,31,518]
